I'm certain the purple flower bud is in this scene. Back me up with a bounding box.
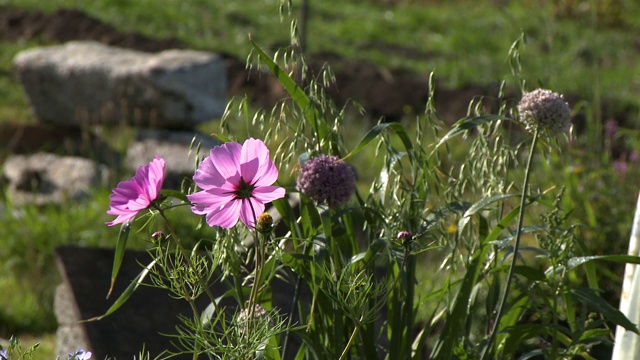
[604,119,618,138]
[397,231,412,245]
[614,160,629,175]
[297,155,356,208]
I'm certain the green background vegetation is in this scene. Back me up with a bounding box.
[1,0,639,357]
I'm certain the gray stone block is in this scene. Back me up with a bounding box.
[14,41,226,129]
[3,153,109,206]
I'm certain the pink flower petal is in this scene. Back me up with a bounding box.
[194,143,244,190]
[106,212,137,226]
[239,138,280,186]
[189,138,285,229]
[188,189,235,214]
[206,199,243,228]
[239,197,266,228]
[251,159,279,187]
[240,138,267,183]
[193,156,227,190]
[105,156,166,226]
[252,186,286,203]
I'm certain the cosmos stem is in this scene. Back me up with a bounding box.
[247,205,267,334]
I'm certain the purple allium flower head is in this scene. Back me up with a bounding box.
[614,160,629,175]
[297,155,356,208]
[604,119,618,138]
[68,349,92,360]
[517,89,571,135]
[188,138,286,229]
[0,348,7,360]
[106,155,165,226]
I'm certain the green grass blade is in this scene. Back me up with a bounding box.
[571,287,640,334]
[432,206,520,359]
[107,221,131,299]
[344,122,413,160]
[458,193,517,234]
[86,258,157,322]
[435,115,504,150]
[250,39,326,139]
[566,255,640,270]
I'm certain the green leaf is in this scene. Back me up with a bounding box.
[86,258,157,322]
[272,196,302,242]
[435,115,504,149]
[567,255,640,270]
[501,323,548,357]
[211,132,233,144]
[160,189,189,203]
[200,300,221,328]
[347,238,388,267]
[251,40,326,139]
[299,193,322,235]
[458,193,517,232]
[344,122,413,160]
[571,287,640,334]
[496,294,531,355]
[107,221,131,299]
[578,328,611,343]
[513,266,546,281]
[432,206,520,359]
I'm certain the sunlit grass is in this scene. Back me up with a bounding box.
[1,0,639,111]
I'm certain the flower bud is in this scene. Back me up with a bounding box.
[397,230,412,245]
[256,212,273,233]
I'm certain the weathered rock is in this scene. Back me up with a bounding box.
[0,122,121,167]
[3,153,109,205]
[53,244,305,360]
[125,128,220,189]
[54,246,212,359]
[14,41,226,129]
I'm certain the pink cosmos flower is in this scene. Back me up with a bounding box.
[106,155,165,226]
[187,138,285,229]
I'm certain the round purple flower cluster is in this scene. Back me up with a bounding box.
[517,89,571,135]
[297,155,356,208]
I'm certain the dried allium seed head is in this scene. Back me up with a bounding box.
[297,155,356,208]
[236,304,269,324]
[517,89,571,135]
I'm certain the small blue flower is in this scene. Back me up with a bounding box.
[0,348,8,360]
[68,349,92,360]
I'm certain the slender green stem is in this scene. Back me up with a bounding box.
[481,129,539,360]
[247,231,267,330]
[187,300,203,360]
[339,317,363,360]
[154,205,219,360]
[281,240,310,359]
[401,244,416,358]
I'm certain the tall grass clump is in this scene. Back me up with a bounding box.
[4,1,640,359]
